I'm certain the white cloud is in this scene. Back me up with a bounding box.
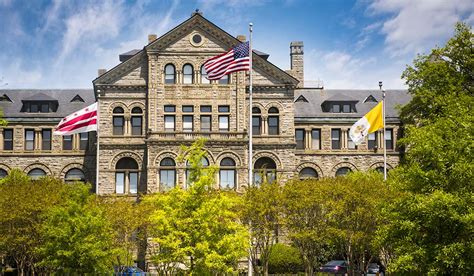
[368,0,474,56]
[0,59,42,88]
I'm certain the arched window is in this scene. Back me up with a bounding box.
[183,64,194,84]
[201,65,210,84]
[131,107,143,136]
[113,107,125,135]
[164,64,176,84]
[336,167,352,177]
[65,168,85,183]
[252,107,261,136]
[28,168,46,180]
[186,157,209,187]
[220,158,236,189]
[268,107,279,135]
[115,157,139,194]
[253,157,277,185]
[218,74,229,84]
[299,167,318,179]
[159,158,176,192]
[0,169,7,179]
[375,166,389,174]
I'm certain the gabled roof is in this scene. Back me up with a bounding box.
[70,94,85,102]
[294,89,411,121]
[0,90,94,120]
[94,12,298,87]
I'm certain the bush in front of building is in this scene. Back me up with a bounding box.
[268,243,304,274]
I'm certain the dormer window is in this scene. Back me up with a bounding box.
[322,93,358,113]
[327,103,355,113]
[71,94,85,102]
[0,94,12,102]
[21,101,58,113]
[364,95,378,103]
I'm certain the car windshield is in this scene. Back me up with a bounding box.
[368,263,379,268]
[326,260,345,266]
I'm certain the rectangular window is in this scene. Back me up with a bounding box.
[219,116,229,131]
[3,129,13,150]
[218,105,230,113]
[160,170,176,191]
[268,116,279,135]
[113,116,124,135]
[115,172,125,194]
[385,129,393,150]
[311,129,321,150]
[131,116,142,136]
[183,115,193,132]
[200,115,211,132]
[30,103,39,113]
[182,105,194,112]
[220,170,235,189]
[79,133,88,150]
[25,129,34,150]
[63,135,73,150]
[41,103,49,113]
[332,104,340,113]
[200,105,212,113]
[368,132,377,150]
[347,131,356,149]
[164,115,175,131]
[295,129,305,149]
[252,116,261,135]
[343,104,351,113]
[164,105,176,112]
[331,129,341,149]
[41,129,51,150]
[129,172,138,194]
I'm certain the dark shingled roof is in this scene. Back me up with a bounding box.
[0,89,95,122]
[119,49,141,62]
[295,89,411,123]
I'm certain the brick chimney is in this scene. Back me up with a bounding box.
[290,41,304,87]
[236,35,246,42]
[148,34,157,43]
[98,69,107,77]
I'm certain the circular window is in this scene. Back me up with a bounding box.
[190,33,204,47]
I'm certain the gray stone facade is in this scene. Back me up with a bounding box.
[0,13,409,195]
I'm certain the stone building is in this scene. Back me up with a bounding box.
[0,12,410,194]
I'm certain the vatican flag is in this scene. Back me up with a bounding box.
[349,101,383,145]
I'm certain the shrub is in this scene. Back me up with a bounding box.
[268,243,304,274]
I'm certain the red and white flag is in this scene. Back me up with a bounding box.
[54,102,98,135]
[204,41,250,80]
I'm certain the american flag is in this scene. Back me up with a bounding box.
[204,41,250,80]
[54,102,98,135]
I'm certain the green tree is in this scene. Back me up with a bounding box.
[0,108,6,126]
[241,181,282,276]
[36,183,119,273]
[280,179,334,275]
[144,139,249,274]
[268,243,304,274]
[0,169,65,275]
[380,22,473,274]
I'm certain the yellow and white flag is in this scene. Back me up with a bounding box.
[349,101,383,145]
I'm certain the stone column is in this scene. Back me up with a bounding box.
[305,128,311,149]
[262,116,267,135]
[0,129,3,150]
[35,129,41,151]
[125,115,131,136]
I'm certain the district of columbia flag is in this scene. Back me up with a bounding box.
[203,41,250,80]
[54,102,98,135]
[349,101,383,145]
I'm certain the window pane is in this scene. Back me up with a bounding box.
[201,66,210,84]
[252,116,261,135]
[160,170,176,191]
[182,105,194,112]
[368,132,377,150]
[331,129,341,149]
[268,116,279,135]
[165,64,175,84]
[25,130,34,150]
[131,116,142,136]
[164,116,175,131]
[65,169,85,182]
[115,172,125,194]
[0,169,7,179]
[200,105,211,112]
[113,116,124,135]
[220,170,235,189]
[4,129,13,150]
[183,115,193,132]
[200,116,211,132]
[41,103,49,113]
[218,74,229,84]
[218,105,230,112]
[63,135,73,150]
[299,167,318,179]
[311,129,320,150]
[332,104,340,113]
[385,129,393,149]
[164,105,176,112]
[80,132,88,150]
[28,168,46,180]
[343,104,351,113]
[129,172,138,194]
[347,131,356,149]
[295,129,305,149]
[219,116,229,131]
[336,167,351,176]
[183,64,193,84]
[30,104,38,112]
[42,129,51,150]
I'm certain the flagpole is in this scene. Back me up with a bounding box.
[247,22,254,276]
[379,81,387,181]
[96,93,100,194]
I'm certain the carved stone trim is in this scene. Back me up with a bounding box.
[296,162,324,178]
[23,163,52,176]
[110,151,143,170]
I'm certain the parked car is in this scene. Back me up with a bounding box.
[366,262,385,275]
[115,266,145,276]
[319,260,349,274]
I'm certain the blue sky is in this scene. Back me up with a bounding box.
[0,0,472,89]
